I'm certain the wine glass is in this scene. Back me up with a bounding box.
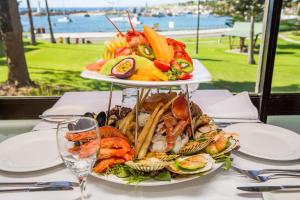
[56,117,100,200]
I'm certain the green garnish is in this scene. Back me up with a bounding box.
[215,155,232,170]
[153,171,171,181]
[106,164,171,184]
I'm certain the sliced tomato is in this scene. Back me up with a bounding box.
[178,73,192,80]
[115,47,131,57]
[154,60,171,72]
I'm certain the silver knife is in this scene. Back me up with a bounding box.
[0,181,79,187]
[0,186,73,193]
[237,185,300,192]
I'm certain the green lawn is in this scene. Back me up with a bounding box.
[286,32,300,41]
[0,37,299,95]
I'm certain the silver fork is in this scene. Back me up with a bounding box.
[255,173,300,182]
[232,166,300,181]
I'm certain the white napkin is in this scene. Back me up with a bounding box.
[192,90,233,111]
[204,91,259,120]
[263,192,300,200]
[33,91,122,130]
[43,91,121,115]
[262,179,300,200]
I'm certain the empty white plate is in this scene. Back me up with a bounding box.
[0,130,62,172]
[224,123,300,161]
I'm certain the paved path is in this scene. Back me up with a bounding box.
[278,34,300,44]
[34,28,231,42]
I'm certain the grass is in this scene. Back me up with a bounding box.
[0,36,299,95]
[287,31,300,41]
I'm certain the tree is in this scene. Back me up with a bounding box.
[0,0,33,86]
[207,0,264,64]
[26,0,36,45]
[45,0,56,43]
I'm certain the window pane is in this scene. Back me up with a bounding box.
[272,2,300,93]
[0,1,267,96]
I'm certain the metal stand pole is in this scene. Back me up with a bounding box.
[185,84,195,138]
[134,88,140,158]
[106,83,113,125]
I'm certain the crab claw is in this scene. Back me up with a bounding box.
[171,95,189,120]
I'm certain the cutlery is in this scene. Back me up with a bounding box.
[0,181,79,187]
[0,186,73,193]
[237,185,300,192]
[254,174,300,182]
[232,166,300,181]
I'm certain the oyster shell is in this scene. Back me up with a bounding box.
[125,158,170,172]
[167,154,214,175]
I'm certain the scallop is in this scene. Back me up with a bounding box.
[125,158,170,172]
[178,138,214,155]
[154,153,180,161]
[210,137,240,158]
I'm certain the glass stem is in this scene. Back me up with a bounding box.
[79,176,87,200]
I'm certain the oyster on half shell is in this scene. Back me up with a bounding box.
[167,154,214,175]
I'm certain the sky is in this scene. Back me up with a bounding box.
[19,0,193,8]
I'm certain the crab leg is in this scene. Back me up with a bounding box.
[127,11,136,33]
[185,84,195,139]
[105,15,124,37]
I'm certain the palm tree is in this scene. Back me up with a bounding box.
[45,0,55,43]
[0,0,33,86]
[26,0,36,45]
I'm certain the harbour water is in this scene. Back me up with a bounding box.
[21,14,231,33]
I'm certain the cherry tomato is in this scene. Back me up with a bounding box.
[154,60,171,72]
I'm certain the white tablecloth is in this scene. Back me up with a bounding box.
[1,153,299,200]
[1,91,300,199]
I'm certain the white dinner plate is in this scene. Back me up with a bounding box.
[224,123,300,161]
[90,162,222,186]
[0,130,62,172]
[81,59,212,87]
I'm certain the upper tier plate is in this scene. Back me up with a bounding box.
[81,59,211,87]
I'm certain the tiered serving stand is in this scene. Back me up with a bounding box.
[81,59,217,186]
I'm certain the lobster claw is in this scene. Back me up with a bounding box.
[171,95,189,121]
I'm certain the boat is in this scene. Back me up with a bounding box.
[84,13,90,17]
[110,15,141,26]
[57,16,72,23]
[110,16,127,22]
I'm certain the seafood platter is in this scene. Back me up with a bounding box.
[74,12,239,186]
[81,12,211,87]
[65,91,240,186]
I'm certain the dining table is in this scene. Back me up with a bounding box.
[1,90,300,200]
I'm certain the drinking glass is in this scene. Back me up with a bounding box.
[56,117,100,200]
